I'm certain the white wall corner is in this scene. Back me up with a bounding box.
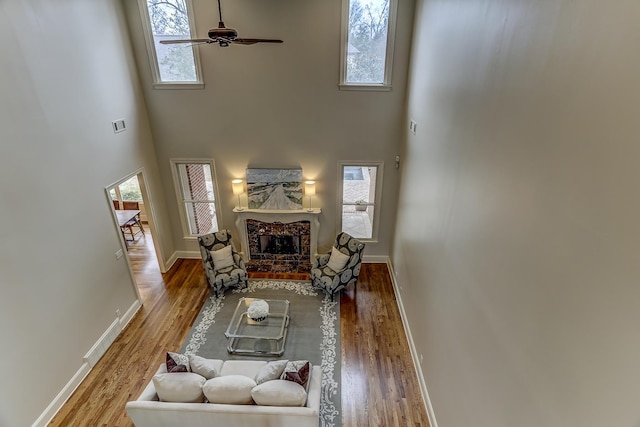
[165,251,180,271]
[33,299,142,427]
[386,259,439,427]
[31,362,91,427]
[168,250,201,271]
[120,299,142,330]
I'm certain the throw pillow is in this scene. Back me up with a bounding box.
[210,245,235,271]
[255,359,288,385]
[251,379,307,406]
[166,351,191,373]
[189,355,220,380]
[282,360,311,390]
[152,372,206,403]
[203,375,256,405]
[326,247,350,272]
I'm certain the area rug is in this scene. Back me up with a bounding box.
[180,280,341,427]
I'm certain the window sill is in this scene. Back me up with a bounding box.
[153,82,205,90]
[339,84,391,92]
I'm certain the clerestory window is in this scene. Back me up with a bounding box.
[340,0,398,91]
[138,0,204,88]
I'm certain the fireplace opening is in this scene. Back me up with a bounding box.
[259,235,301,255]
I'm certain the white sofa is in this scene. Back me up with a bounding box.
[125,359,322,427]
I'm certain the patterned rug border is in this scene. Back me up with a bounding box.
[183,280,340,427]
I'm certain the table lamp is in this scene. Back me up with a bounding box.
[304,180,316,212]
[232,179,244,210]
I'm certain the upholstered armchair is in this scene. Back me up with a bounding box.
[198,229,248,297]
[311,232,365,301]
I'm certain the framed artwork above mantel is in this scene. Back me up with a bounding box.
[246,168,303,210]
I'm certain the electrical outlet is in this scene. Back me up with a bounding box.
[116,309,121,318]
[115,249,124,260]
[409,120,417,135]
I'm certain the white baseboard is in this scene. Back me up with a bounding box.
[386,259,439,427]
[84,318,121,367]
[167,251,201,271]
[32,299,141,427]
[171,251,387,265]
[362,254,388,263]
[165,252,179,271]
[31,361,91,427]
[121,299,142,330]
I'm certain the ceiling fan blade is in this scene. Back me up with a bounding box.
[160,38,212,45]
[232,38,284,45]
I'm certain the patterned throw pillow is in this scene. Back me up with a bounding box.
[282,360,310,389]
[166,352,191,373]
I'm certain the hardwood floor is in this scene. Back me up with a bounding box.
[49,232,430,426]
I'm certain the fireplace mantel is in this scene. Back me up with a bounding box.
[233,208,321,263]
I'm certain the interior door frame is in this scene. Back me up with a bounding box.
[106,168,167,299]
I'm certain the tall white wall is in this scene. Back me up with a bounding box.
[122,0,415,256]
[394,1,640,426]
[0,1,168,425]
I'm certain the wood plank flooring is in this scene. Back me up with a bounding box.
[49,232,430,426]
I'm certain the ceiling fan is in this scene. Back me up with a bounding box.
[159,0,283,48]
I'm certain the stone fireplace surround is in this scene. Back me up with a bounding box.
[233,208,321,273]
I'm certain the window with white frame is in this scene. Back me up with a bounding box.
[138,0,203,87]
[340,0,398,90]
[171,160,220,236]
[339,162,383,240]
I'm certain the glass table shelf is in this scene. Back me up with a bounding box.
[225,298,290,356]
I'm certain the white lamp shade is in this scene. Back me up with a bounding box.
[304,181,316,196]
[232,179,244,195]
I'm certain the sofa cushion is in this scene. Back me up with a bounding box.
[282,360,311,390]
[152,372,206,403]
[219,360,266,378]
[166,352,190,373]
[210,245,234,271]
[255,359,288,385]
[203,375,256,404]
[251,379,308,406]
[189,355,222,380]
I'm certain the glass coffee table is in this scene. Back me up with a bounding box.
[225,298,290,356]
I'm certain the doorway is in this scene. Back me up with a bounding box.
[107,169,164,301]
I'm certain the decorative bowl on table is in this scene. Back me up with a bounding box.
[248,300,269,322]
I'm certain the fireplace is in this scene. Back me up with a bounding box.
[233,208,321,273]
[259,235,301,255]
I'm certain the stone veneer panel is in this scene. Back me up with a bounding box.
[246,219,311,262]
[234,209,320,274]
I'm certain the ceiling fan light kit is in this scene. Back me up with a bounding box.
[160,0,283,48]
